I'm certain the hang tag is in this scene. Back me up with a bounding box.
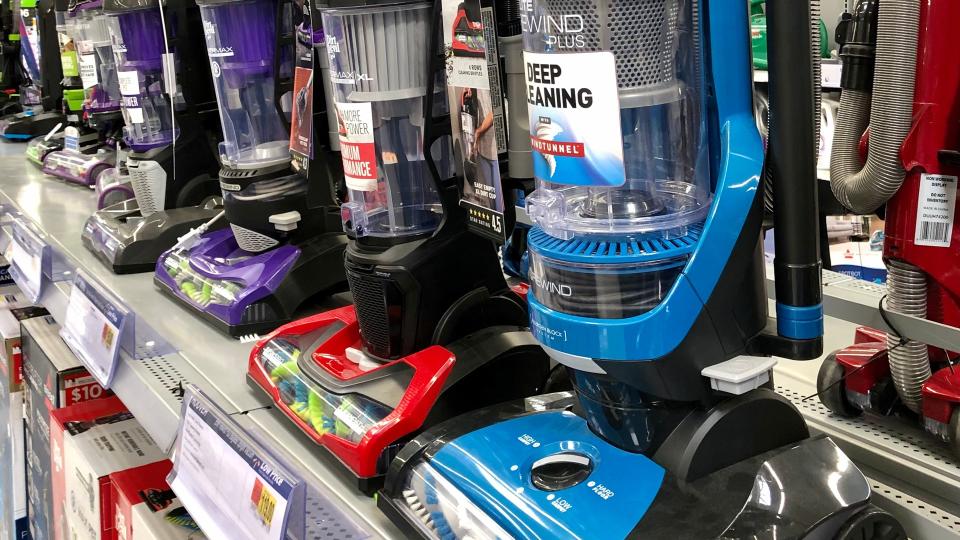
[169,386,305,540]
[4,219,46,303]
[59,270,130,388]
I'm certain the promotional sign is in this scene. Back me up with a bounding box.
[523,51,625,187]
[169,386,306,540]
[117,70,145,124]
[59,270,130,388]
[77,40,98,89]
[4,219,46,303]
[335,102,377,191]
[442,0,508,241]
[290,67,314,161]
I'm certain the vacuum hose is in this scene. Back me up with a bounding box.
[830,0,927,413]
[886,259,930,413]
[830,0,920,215]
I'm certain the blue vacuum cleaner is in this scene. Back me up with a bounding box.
[376,0,907,538]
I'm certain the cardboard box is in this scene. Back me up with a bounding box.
[108,461,205,540]
[22,315,111,540]
[0,305,49,540]
[51,396,166,540]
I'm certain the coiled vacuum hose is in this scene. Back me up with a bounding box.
[830,0,919,215]
[886,259,930,413]
[829,0,925,412]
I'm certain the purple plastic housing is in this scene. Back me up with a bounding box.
[74,3,123,114]
[198,0,290,169]
[154,228,301,326]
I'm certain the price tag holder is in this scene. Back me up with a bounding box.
[4,218,47,303]
[169,386,306,540]
[59,270,130,388]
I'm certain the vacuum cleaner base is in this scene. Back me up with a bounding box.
[81,199,224,274]
[378,393,904,540]
[154,228,349,337]
[0,110,66,140]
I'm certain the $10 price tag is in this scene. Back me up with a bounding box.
[59,270,129,388]
[169,386,301,540]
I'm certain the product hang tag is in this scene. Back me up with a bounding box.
[524,50,625,187]
[59,269,130,388]
[5,219,46,303]
[914,173,957,248]
[162,53,177,97]
[169,386,306,540]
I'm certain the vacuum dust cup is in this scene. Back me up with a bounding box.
[74,5,122,115]
[324,3,452,239]
[107,8,176,152]
[198,0,290,169]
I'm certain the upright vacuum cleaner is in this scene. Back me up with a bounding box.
[0,0,64,140]
[818,0,960,459]
[376,1,907,538]
[40,0,124,187]
[154,0,348,337]
[246,0,551,493]
[80,0,224,273]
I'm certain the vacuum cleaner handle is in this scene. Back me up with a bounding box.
[766,0,824,355]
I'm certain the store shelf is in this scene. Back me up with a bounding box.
[767,268,960,539]
[0,145,401,539]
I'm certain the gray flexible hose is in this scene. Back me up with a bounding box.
[886,259,931,413]
[830,0,920,214]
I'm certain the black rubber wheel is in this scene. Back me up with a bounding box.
[817,352,862,417]
[175,174,220,207]
[949,407,960,461]
[836,506,906,540]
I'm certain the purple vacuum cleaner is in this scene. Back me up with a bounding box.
[42,0,124,189]
[154,0,347,337]
[81,0,226,274]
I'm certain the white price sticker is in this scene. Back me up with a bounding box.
[117,70,140,97]
[914,173,957,248]
[79,53,98,89]
[59,270,128,388]
[170,391,298,540]
[5,226,44,303]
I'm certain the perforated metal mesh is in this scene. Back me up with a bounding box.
[540,0,680,92]
[129,160,167,217]
[231,224,279,253]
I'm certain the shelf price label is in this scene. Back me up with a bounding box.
[4,218,47,303]
[169,386,305,540]
[59,269,130,388]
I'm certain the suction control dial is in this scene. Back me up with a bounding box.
[530,452,593,491]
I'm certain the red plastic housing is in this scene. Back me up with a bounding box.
[247,306,457,479]
[884,0,960,328]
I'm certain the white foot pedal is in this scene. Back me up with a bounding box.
[701,356,777,395]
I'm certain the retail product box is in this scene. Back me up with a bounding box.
[108,461,205,540]
[51,396,166,540]
[0,305,49,540]
[0,255,14,287]
[22,315,111,540]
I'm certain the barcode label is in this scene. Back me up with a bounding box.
[915,174,957,248]
[918,221,950,244]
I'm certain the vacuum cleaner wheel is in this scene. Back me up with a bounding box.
[836,506,907,540]
[817,352,863,418]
